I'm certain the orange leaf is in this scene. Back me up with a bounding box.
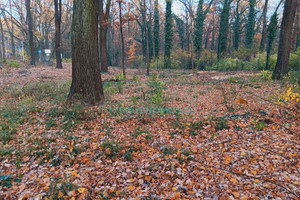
[235,98,248,105]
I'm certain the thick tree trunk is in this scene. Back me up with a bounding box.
[273,0,298,79]
[25,0,35,65]
[69,0,104,104]
[118,1,126,77]
[0,16,6,63]
[260,0,269,51]
[54,0,63,69]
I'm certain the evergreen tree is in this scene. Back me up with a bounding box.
[266,12,278,70]
[245,0,256,48]
[154,0,160,58]
[164,0,173,68]
[217,0,231,60]
[194,0,213,54]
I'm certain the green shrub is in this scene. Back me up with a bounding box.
[260,70,272,80]
[129,56,144,68]
[62,58,72,63]
[197,49,217,70]
[6,60,21,68]
[289,48,300,71]
[170,49,193,69]
[231,46,259,61]
[150,57,164,69]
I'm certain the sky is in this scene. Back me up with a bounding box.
[160,0,282,16]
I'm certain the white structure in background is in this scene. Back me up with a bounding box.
[44,49,51,62]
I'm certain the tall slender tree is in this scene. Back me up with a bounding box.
[9,0,15,59]
[54,0,63,69]
[217,0,231,60]
[144,0,150,75]
[194,0,213,54]
[118,0,126,77]
[265,12,278,70]
[99,0,111,72]
[295,10,300,50]
[153,0,160,58]
[175,16,185,50]
[69,0,104,104]
[233,0,240,50]
[164,0,173,68]
[0,16,6,63]
[245,0,256,48]
[259,0,269,51]
[25,0,35,65]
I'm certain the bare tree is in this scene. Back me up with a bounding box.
[25,0,35,65]
[54,0,63,68]
[99,0,111,72]
[118,0,126,77]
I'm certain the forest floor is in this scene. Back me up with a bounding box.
[0,63,299,199]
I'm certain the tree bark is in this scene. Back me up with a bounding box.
[25,0,35,65]
[54,0,63,69]
[99,0,111,72]
[9,0,15,59]
[273,0,298,79]
[0,16,6,63]
[144,0,150,75]
[118,0,126,77]
[259,0,269,51]
[69,0,104,105]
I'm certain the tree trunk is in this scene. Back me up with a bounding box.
[25,0,35,65]
[296,10,300,50]
[144,0,150,75]
[69,0,104,105]
[0,16,6,63]
[260,0,269,51]
[54,0,63,69]
[99,0,111,73]
[118,0,126,77]
[273,0,298,79]
[9,0,15,59]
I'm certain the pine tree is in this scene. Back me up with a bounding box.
[164,0,173,68]
[245,0,256,48]
[217,0,231,60]
[266,12,278,70]
[154,0,160,58]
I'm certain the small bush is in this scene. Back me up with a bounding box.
[260,70,272,80]
[197,49,217,70]
[101,140,121,158]
[6,60,21,68]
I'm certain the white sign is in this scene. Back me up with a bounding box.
[44,49,51,54]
